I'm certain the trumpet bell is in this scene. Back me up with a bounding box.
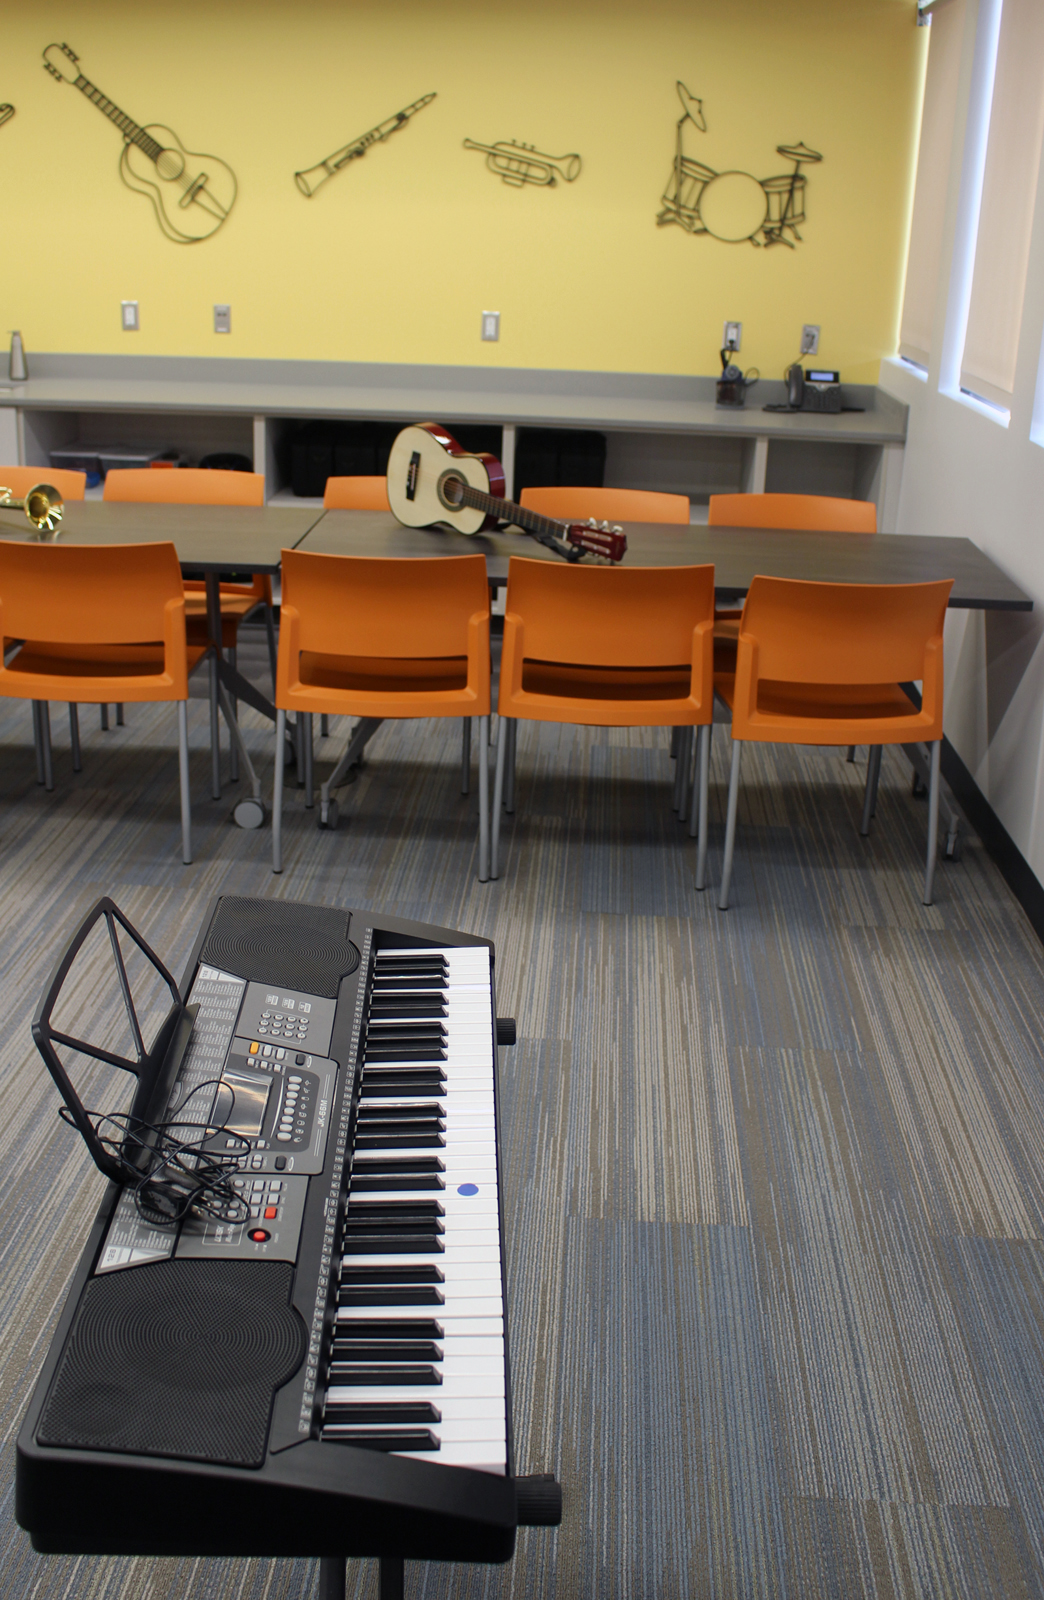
[0,482,64,533]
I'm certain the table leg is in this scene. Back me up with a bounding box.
[205,572,223,800]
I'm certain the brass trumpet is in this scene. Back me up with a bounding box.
[0,482,64,534]
[463,139,581,188]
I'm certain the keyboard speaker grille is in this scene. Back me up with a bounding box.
[200,895,360,998]
[37,1260,306,1467]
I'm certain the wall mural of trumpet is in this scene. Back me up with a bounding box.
[0,104,14,130]
[294,93,437,196]
[658,80,822,248]
[463,138,581,189]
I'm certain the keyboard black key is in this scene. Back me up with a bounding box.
[331,1342,443,1364]
[354,1133,445,1150]
[349,1174,445,1191]
[323,1402,442,1424]
[340,1265,444,1284]
[323,1429,440,1451]
[350,1157,445,1175]
[330,1365,442,1387]
[334,1319,444,1340]
[356,1103,444,1121]
[339,1287,445,1306]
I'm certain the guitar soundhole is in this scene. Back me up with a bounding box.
[156,147,185,181]
[437,471,466,511]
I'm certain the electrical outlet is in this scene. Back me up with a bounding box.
[481,311,500,342]
[723,321,742,352]
[801,324,820,355]
[121,300,139,332]
[214,304,231,334]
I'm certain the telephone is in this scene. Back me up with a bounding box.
[786,362,804,409]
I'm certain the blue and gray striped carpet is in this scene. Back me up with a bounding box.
[3,633,1044,1598]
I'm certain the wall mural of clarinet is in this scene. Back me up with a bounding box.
[658,81,822,248]
[294,93,436,197]
[463,138,581,189]
[42,44,236,243]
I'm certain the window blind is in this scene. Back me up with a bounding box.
[961,0,1044,406]
[899,0,967,367]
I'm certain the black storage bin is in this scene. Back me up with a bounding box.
[514,428,606,497]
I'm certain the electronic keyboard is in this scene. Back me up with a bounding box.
[16,895,560,1585]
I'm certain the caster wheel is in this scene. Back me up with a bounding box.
[318,800,339,831]
[944,833,963,862]
[233,797,266,830]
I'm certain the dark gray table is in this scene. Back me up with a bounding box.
[298,510,1033,612]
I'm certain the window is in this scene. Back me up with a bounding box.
[960,0,1044,408]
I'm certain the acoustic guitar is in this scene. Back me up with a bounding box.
[386,423,628,563]
[43,43,236,243]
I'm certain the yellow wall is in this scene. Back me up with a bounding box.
[1,0,925,382]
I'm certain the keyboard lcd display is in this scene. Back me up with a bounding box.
[217,1067,271,1138]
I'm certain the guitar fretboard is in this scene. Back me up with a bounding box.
[454,483,569,546]
[75,74,162,162]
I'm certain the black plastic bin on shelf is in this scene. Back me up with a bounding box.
[513,428,606,498]
[290,421,401,498]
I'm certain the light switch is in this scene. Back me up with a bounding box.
[481,311,500,342]
[214,304,231,334]
[121,300,139,331]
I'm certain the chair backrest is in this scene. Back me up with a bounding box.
[708,493,877,532]
[0,465,87,500]
[323,476,392,510]
[503,557,715,667]
[519,486,690,525]
[103,468,265,506]
[280,551,489,658]
[738,576,952,686]
[0,541,185,644]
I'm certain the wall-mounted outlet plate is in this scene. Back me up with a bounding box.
[481,311,500,342]
[214,304,231,334]
[723,321,742,352]
[801,324,820,355]
[121,300,139,332]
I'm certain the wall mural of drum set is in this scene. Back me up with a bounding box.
[657,81,823,248]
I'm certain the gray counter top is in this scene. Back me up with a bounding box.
[0,354,908,444]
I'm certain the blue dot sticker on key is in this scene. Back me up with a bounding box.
[457,1183,479,1196]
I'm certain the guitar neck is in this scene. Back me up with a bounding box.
[74,74,161,161]
[456,483,568,544]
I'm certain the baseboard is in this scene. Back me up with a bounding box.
[940,736,1044,943]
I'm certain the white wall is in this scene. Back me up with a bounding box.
[880,0,1044,881]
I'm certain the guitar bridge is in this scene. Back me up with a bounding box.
[406,451,420,502]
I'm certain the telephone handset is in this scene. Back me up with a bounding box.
[785,362,804,409]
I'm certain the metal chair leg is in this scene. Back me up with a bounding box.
[321,713,329,738]
[490,717,510,879]
[31,702,45,785]
[670,726,680,760]
[477,713,490,881]
[677,726,695,823]
[692,723,711,889]
[304,712,314,807]
[227,648,239,784]
[208,654,221,799]
[860,745,882,836]
[846,746,856,762]
[717,739,743,910]
[869,743,883,817]
[295,712,305,787]
[39,702,54,791]
[461,716,471,795]
[923,739,941,906]
[177,701,192,864]
[272,709,287,873]
[100,704,110,731]
[116,703,124,726]
[68,704,82,772]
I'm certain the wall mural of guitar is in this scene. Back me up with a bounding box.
[42,43,236,243]
[387,424,627,563]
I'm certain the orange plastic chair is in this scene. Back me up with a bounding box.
[519,486,690,524]
[493,556,716,884]
[103,468,265,506]
[708,493,877,532]
[323,476,392,510]
[0,542,207,862]
[272,550,492,876]
[0,465,87,500]
[714,575,953,910]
